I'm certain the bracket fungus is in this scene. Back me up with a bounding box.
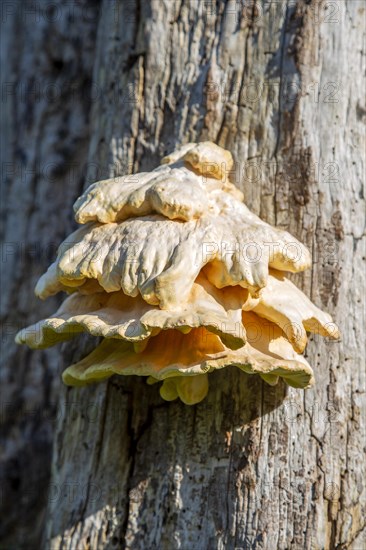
[16,142,340,405]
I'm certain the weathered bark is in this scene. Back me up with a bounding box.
[2,0,365,548]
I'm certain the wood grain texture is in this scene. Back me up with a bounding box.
[2,1,365,548]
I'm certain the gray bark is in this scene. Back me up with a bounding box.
[1,1,365,549]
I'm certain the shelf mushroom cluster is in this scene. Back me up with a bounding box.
[16,142,339,404]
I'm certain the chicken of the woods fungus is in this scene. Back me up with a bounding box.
[16,142,340,405]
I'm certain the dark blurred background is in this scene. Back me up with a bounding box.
[1,1,101,546]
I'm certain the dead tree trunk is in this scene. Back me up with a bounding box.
[2,1,365,549]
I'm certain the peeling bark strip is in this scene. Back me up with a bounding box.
[1,0,365,548]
